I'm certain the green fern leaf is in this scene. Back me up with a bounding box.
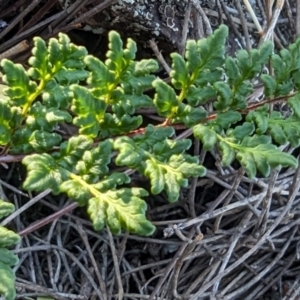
[85,55,114,95]
[270,38,300,96]
[0,248,19,266]
[236,151,257,178]
[1,59,37,107]
[0,101,15,144]
[114,136,146,168]
[193,124,218,150]
[151,152,206,202]
[28,33,88,85]
[0,227,20,248]
[60,180,91,206]
[173,104,207,127]
[22,136,155,235]
[0,200,15,219]
[98,114,142,138]
[152,79,179,118]
[71,85,106,138]
[269,112,300,147]
[288,94,300,118]
[213,81,233,110]
[144,158,188,203]
[152,138,192,161]
[237,143,297,178]
[261,74,276,97]
[26,101,72,131]
[215,110,242,129]
[22,153,66,194]
[43,84,73,109]
[114,131,205,202]
[246,106,269,135]
[170,53,189,89]
[94,173,131,192]
[185,85,216,106]
[195,24,228,70]
[133,59,158,75]
[0,262,16,300]
[230,122,255,140]
[27,37,49,80]
[219,141,236,166]
[133,125,174,149]
[106,31,126,72]
[87,187,155,235]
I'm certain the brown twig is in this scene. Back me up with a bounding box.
[0,0,43,40]
[296,0,300,37]
[148,39,171,74]
[178,1,192,55]
[77,222,108,300]
[107,227,124,300]
[190,160,300,298]
[234,0,252,50]
[220,1,246,49]
[17,0,58,34]
[192,0,212,36]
